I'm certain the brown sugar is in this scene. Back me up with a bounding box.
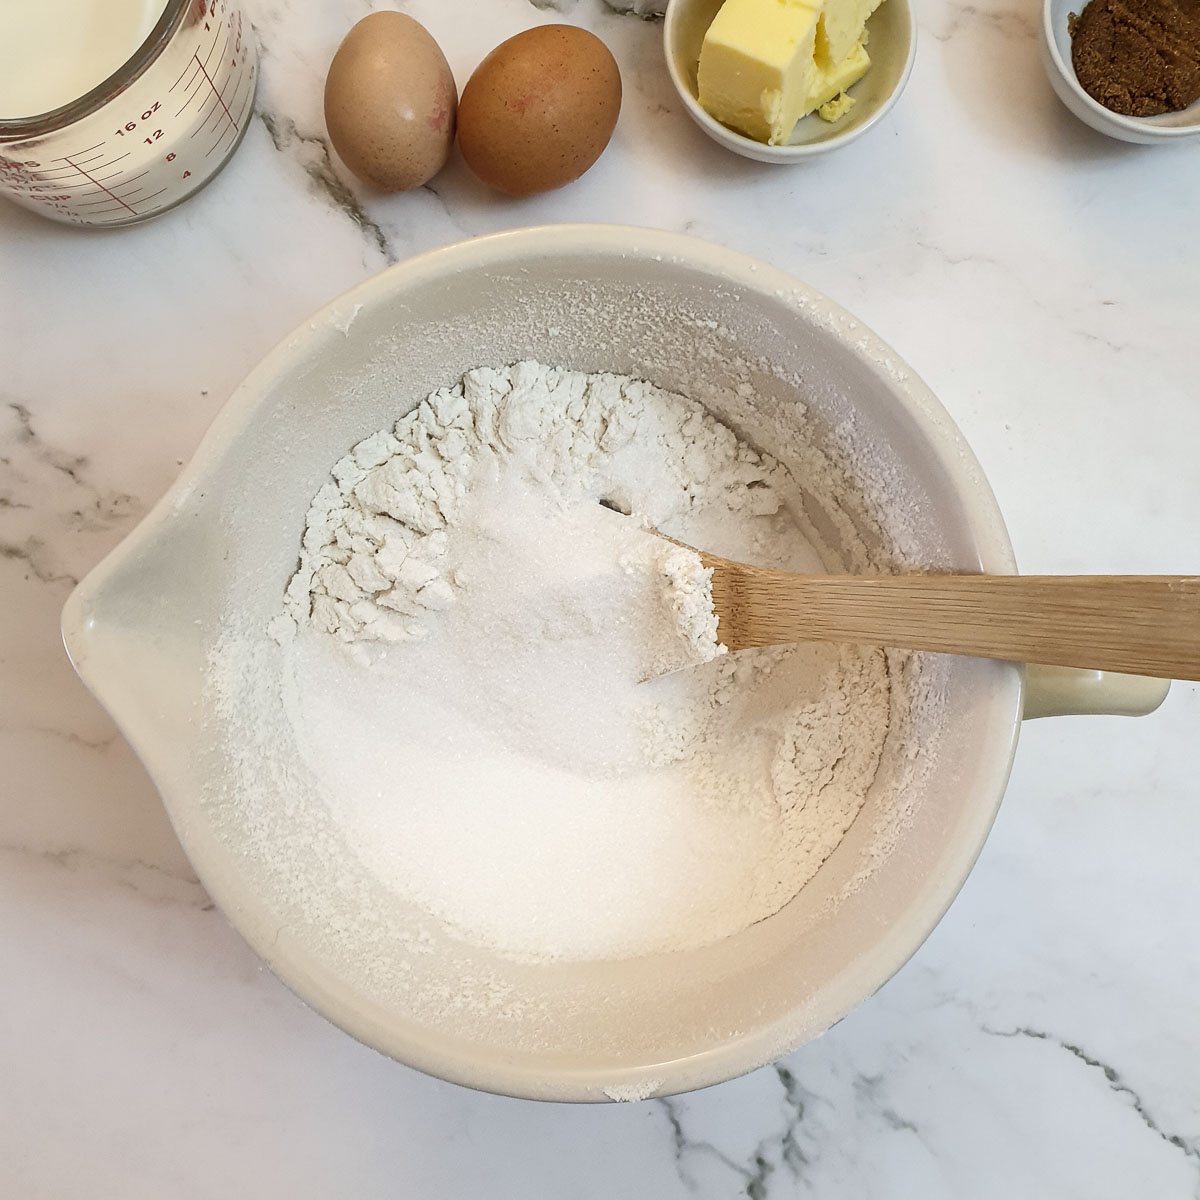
[1069,0,1200,116]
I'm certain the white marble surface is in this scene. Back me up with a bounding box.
[3,0,1199,1194]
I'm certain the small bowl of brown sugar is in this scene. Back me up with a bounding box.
[1042,0,1200,141]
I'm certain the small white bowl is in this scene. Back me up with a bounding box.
[663,0,916,161]
[1042,0,1200,143]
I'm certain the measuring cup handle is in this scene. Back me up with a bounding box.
[1022,665,1171,719]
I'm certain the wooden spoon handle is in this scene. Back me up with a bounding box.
[705,568,1200,680]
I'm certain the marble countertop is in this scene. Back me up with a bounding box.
[3,0,1198,1194]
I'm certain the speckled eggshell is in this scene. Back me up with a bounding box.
[324,12,457,192]
[457,24,622,197]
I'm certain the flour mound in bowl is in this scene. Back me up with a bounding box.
[268,361,891,963]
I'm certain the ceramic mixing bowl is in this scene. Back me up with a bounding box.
[62,226,1167,1101]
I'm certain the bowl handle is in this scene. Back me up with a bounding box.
[1023,665,1170,719]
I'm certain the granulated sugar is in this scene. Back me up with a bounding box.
[257,362,894,963]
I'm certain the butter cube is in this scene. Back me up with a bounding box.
[697,0,824,145]
[806,40,871,114]
[816,0,883,69]
[698,0,879,144]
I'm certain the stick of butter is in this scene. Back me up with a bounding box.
[697,0,880,144]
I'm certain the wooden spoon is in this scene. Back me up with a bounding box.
[694,550,1200,681]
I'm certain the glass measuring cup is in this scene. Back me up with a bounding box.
[0,0,257,227]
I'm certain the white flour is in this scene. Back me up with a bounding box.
[266,361,893,963]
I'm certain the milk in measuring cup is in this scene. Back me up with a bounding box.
[0,0,257,226]
[0,0,168,120]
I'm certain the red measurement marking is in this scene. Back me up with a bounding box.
[206,27,230,72]
[206,64,254,156]
[198,28,233,127]
[41,155,131,190]
[194,65,242,142]
[191,98,219,139]
[60,142,105,158]
[173,35,221,109]
[42,180,108,190]
[191,51,238,131]
[175,76,202,117]
[219,67,251,132]
[206,124,234,157]
[59,154,137,215]
[177,23,233,115]
[170,54,196,92]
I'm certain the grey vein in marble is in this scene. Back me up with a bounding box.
[16,723,118,752]
[912,238,1131,356]
[928,1,1039,42]
[528,0,666,13]
[7,401,87,485]
[853,1072,922,1136]
[914,238,1004,272]
[0,843,208,911]
[0,538,77,588]
[599,0,666,17]
[0,400,141,589]
[259,111,397,264]
[773,1066,814,1172]
[656,1064,827,1197]
[986,1026,1200,1175]
[658,1095,751,1191]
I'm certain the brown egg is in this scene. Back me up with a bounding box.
[457,25,622,197]
[324,13,457,192]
